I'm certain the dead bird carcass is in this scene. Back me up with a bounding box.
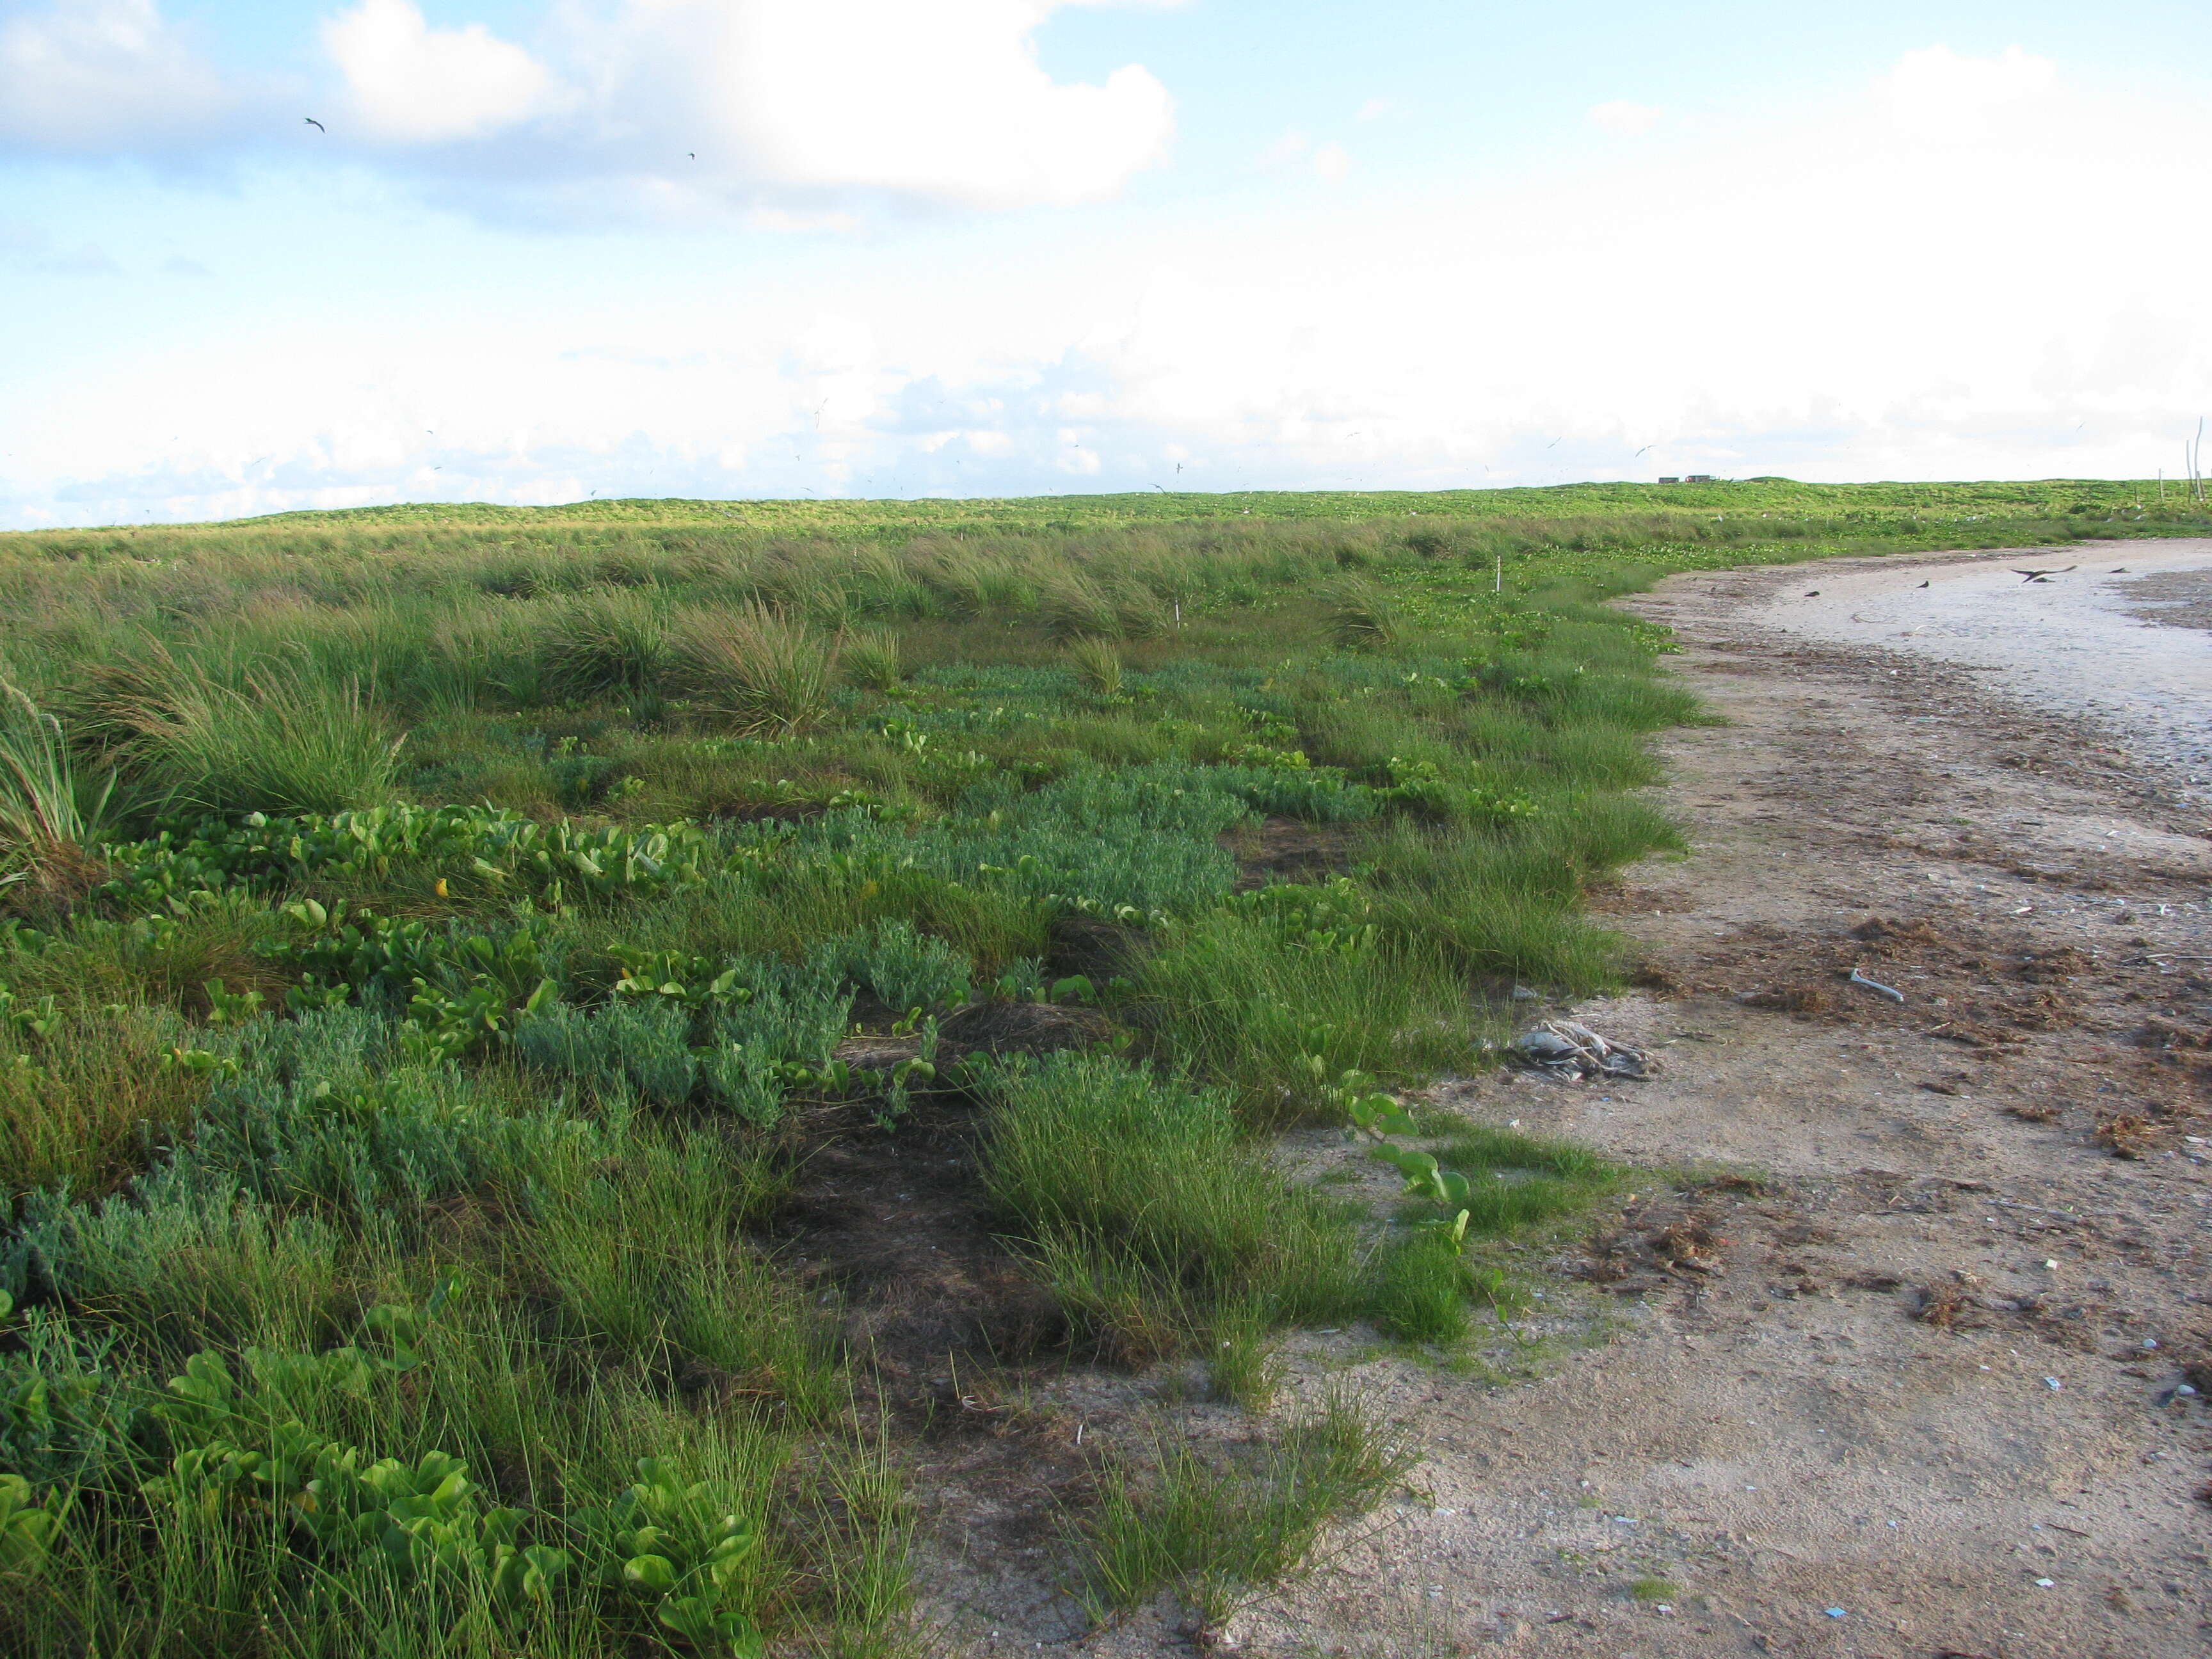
[1509,1019,1654,1080]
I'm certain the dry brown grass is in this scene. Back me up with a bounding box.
[1913,1283,1976,1328]
[2093,1110,2155,1158]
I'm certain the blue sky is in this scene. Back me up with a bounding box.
[3,1,2209,527]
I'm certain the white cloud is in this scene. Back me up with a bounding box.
[1254,126,1309,168]
[1354,97,1390,122]
[0,0,1175,216]
[1882,42,2056,141]
[1311,141,1350,181]
[325,0,561,143]
[556,0,1174,209]
[0,0,237,152]
[1588,99,1662,136]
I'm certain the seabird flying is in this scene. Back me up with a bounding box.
[304,116,326,133]
[2010,566,2076,582]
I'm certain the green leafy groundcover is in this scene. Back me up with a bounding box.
[0,485,2202,1654]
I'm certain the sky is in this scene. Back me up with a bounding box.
[3,1,2211,529]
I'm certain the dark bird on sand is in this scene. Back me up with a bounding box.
[1804,589,1820,597]
[2011,566,2076,582]
[1918,581,1930,588]
[2110,567,2129,573]
[304,116,326,133]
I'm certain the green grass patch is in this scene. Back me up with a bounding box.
[1075,1395,1409,1624]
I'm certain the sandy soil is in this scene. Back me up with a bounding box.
[923,546,2212,1659]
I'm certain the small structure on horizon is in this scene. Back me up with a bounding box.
[1685,473,1715,483]
[1657,476,1681,484]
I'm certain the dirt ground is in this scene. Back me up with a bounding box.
[919,547,2212,1659]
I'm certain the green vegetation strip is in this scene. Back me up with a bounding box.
[0,485,2202,1654]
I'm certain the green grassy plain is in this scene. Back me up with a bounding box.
[0,479,2201,1653]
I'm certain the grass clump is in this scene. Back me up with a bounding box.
[670,603,839,735]
[1132,909,1476,1123]
[99,655,403,816]
[1077,1395,1409,1623]
[840,627,902,691]
[0,679,114,867]
[539,589,670,702]
[1064,636,1123,696]
[979,1052,1366,1360]
[1322,577,1397,648]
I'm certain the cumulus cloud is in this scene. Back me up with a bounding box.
[325,0,563,142]
[0,0,1176,215]
[1588,99,1662,136]
[0,0,239,153]
[552,0,1174,209]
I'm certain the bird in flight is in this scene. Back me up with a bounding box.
[2011,566,2076,582]
[304,116,325,133]
[1633,444,1653,458]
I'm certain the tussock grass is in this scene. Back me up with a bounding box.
[1063,635,1123,696]
[0,678,114,866]
[1321,577,1397,648]
[98,652,404,816]
[669,603,839,735]
[840,627,903,691]
[539,588,670,701]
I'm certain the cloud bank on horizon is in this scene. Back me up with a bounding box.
[1,1,2208,528]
